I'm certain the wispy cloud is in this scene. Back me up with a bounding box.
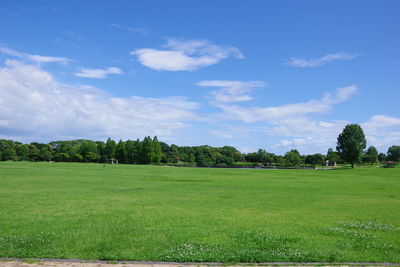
[110,23,150,36]
[285,52,358,68]
[196,80,265,103]
[213,86,358,122]
[0,47,71,65]
[74,67,122,79]
[0,59,200,141]
[206,84,398,154]
[131,38,244,71]
[207,86,358,153]
[272,114,400,153]
[362,115,400,149]
[363,115,400,129]
[210,130,233,139]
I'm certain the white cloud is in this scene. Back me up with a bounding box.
[213,86,358,122]
[196,80,265,103]
[131,38,244,71]
[285,52,358,68]
[0,60,200,141]
[110,24,150,36]
[362,115,400,150]
[207,85,360,154]
[210,130,233,139]
[74,67,122,79]
[363,115,400,130]
[269,118,349,153]
[0,47,71,65]
[269,115,400,154]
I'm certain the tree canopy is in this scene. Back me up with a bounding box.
[0,125,397,168]
[387,145,400,162]
[336,124,367,168]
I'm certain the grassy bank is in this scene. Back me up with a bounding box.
[0,161,399,262]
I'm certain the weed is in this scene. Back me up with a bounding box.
[328,227,375,240]
[339,221,398,231]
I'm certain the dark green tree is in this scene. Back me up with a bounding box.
[57,142,75,157]
[139,136,152,164]
[257,149,275,165]
[168,144,180,163]
[387,145,400,162]
[326,148,339,165]
[305,153,325,168]
[336,124,367,168]
[378,152,387,163]
[245,152,259,163]
[96,141,106,162]
[54,153,70,162]
[151,136,163,164]
[16,144,30,161]
[104,138,116,160]
[116,140,127,163]
[284,149,303,166]
[194,146,216,167]
[362,146,378,164]
[84,152,97,162]
[125,139,140,164]
[39,146,53,161]
[28,144,41,161]
[79,141,97,157]
[71,153,83,162]
[1,148,17,161]
[159,141,170,161]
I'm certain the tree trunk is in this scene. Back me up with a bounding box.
[351,163,354,168]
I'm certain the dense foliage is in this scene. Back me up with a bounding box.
[0,124,398,167]
[336,124,367,168]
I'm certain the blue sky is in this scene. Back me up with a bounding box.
[0,0,399,154]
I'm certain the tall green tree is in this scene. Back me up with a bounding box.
[116,140,127,163]
[79,141,97,157]
[257,149,275,165]
[326,148,339,165]
[96,141,106,162]
[1,148,17,161]
[387,145,400,162]
[151,136,162,164]
[0,140,16,161]
[336,124,367,168]
[139,136,152,164]
[125,139,140,164]
[71,153,83,162]
[378,152,387,163]
[168,144,180,163]
[284,149,303,166]
[305,153,325,167]
[104,138,116,160]
[54,153,70,162]
[84,152,97,162]
[16,144,30,161]
[363,146,378,164]
[39,146,53,161]
[28,144,41,161]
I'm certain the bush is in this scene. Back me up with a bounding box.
[71,153,83,162]
[54,153,70,162]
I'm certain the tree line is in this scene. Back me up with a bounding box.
[0,124,399,167]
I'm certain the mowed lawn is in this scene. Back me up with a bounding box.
[0,162,399,263]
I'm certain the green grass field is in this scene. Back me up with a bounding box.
[0,161,399,263]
